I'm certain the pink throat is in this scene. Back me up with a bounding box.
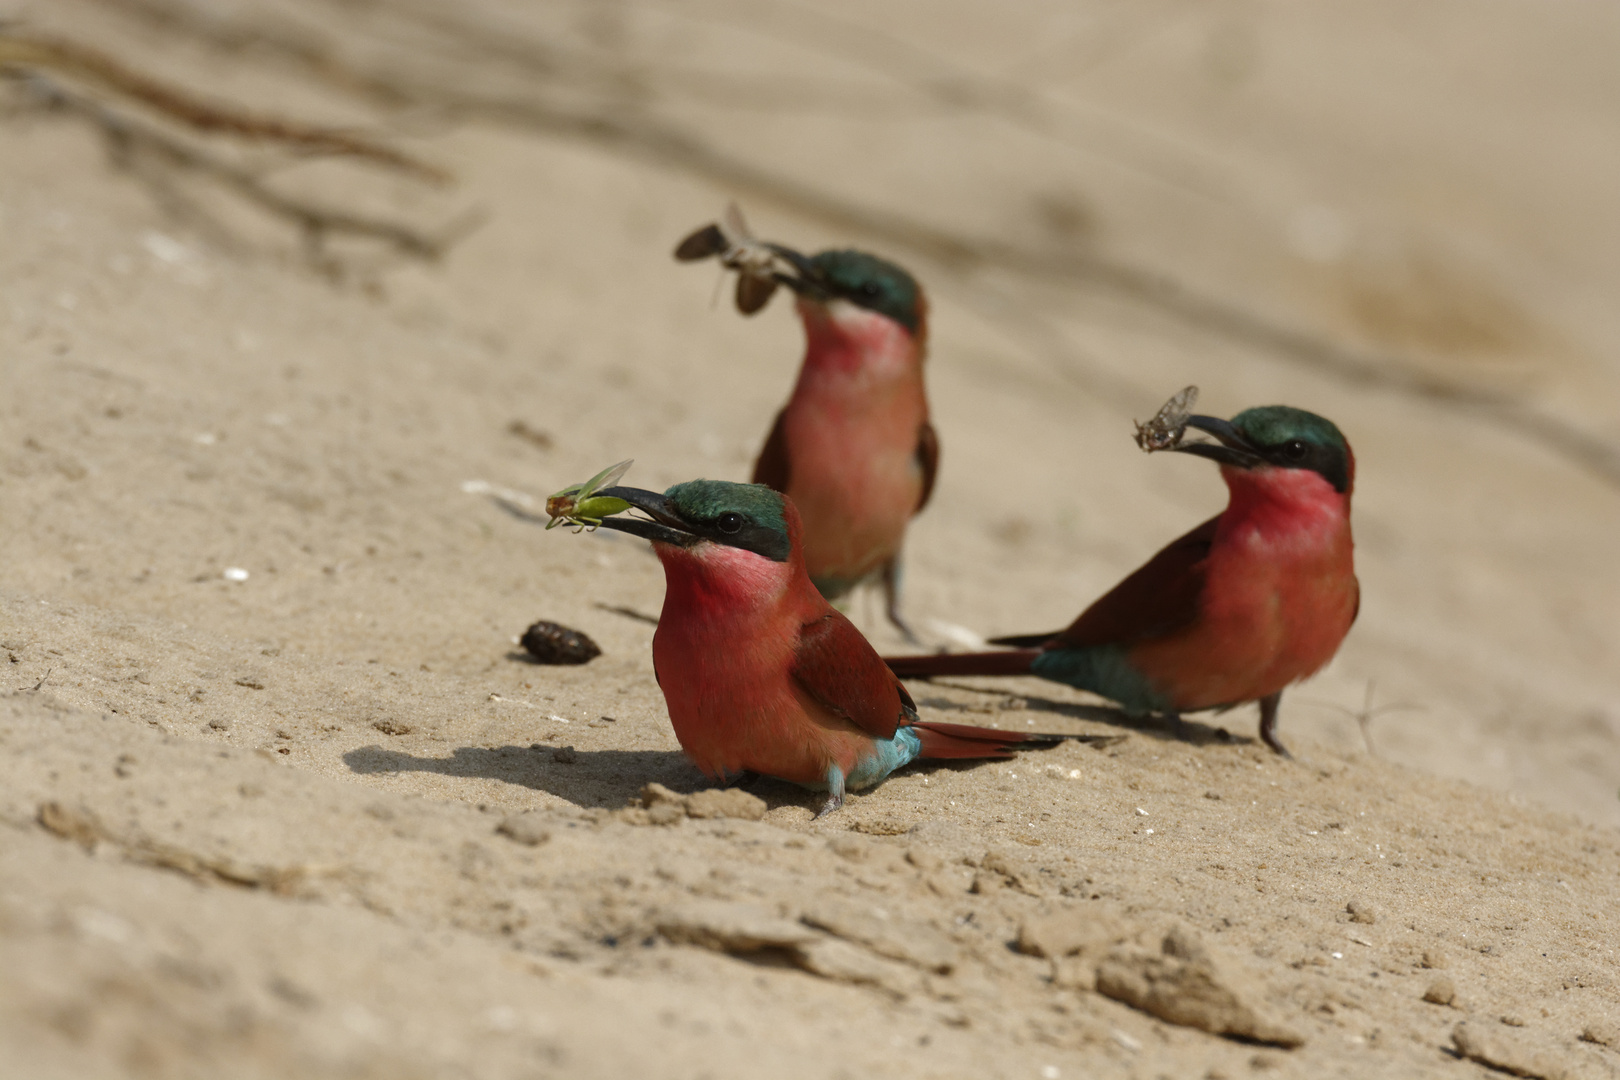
[1219,466,1349,537]
[653,541,796,619]
[795,299,916,380]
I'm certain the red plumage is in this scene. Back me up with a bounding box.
[883,452,1359,756]
[752,297,935,635]
[646,497,1074,814]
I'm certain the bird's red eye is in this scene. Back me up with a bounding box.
[716,512,745,534]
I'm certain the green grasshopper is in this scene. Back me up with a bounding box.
[545,459,634,531]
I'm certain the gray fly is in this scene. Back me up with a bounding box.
[1134,386,1199,452]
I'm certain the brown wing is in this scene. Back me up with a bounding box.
[751,408,791,492]
[1052,515,1218,649]
[674,223,725,261]
[914,420,940,513]
[792,612,916,740]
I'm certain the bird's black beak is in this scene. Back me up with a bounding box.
[592,487,700,547]
[764,243,831,301]
[1169,415,1266,469]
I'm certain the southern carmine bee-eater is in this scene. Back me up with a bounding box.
[884,404,1360,758]
[549,471,1072,816]
[675,207,937,643]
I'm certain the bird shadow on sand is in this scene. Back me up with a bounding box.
[1013,694,1257,750]
[912,686,1258,751]
[342,743,822,814]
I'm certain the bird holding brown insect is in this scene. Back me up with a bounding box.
[676,206,938,643]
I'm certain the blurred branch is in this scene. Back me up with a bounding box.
[5,70,479,261]
[68,0,1620,488]
[0,31,449,182]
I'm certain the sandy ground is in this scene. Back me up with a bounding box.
[2,1,1619,1077]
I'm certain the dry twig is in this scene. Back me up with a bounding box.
[9,70,478,260]
[0,31,448,181]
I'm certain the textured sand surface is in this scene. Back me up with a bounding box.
[3,2,1619,1077]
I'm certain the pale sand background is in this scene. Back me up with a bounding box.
[2,1,1618,1077]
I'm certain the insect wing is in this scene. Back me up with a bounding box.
[579,459,633,499]
[675,223,726,261]
[734,272,779,315]
[1158,385,1198,426]
[722,201,755,246]
[1134,385,1199,452]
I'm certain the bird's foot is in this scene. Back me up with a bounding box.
[880,559,922,646]
[721,770,762,790]
[814,763,847,818]
[890,618,922,648]
[1258,691,1293,758]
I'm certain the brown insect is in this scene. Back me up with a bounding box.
[674,202,794,315]
[1134,385,1199,452]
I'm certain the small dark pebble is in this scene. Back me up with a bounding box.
[372,719,412,736]
[520,621,601,665]
[552,746,578,764]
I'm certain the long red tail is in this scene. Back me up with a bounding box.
[884,649,1040,679]
[912,720,1072,761]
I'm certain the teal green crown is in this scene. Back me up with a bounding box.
[664,479,791,561]
[1232,406,1347,455]
[1231,406,1352,493]
[809,250,923,334]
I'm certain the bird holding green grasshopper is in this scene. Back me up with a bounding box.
[549,466,1073,816]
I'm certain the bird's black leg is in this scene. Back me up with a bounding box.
[1164,709,1187,740]
[1259,691,1292,758]
[881,558,921,646]
[722,770,762,790]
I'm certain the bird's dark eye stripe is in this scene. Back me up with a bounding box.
[1267,438,1310,462]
